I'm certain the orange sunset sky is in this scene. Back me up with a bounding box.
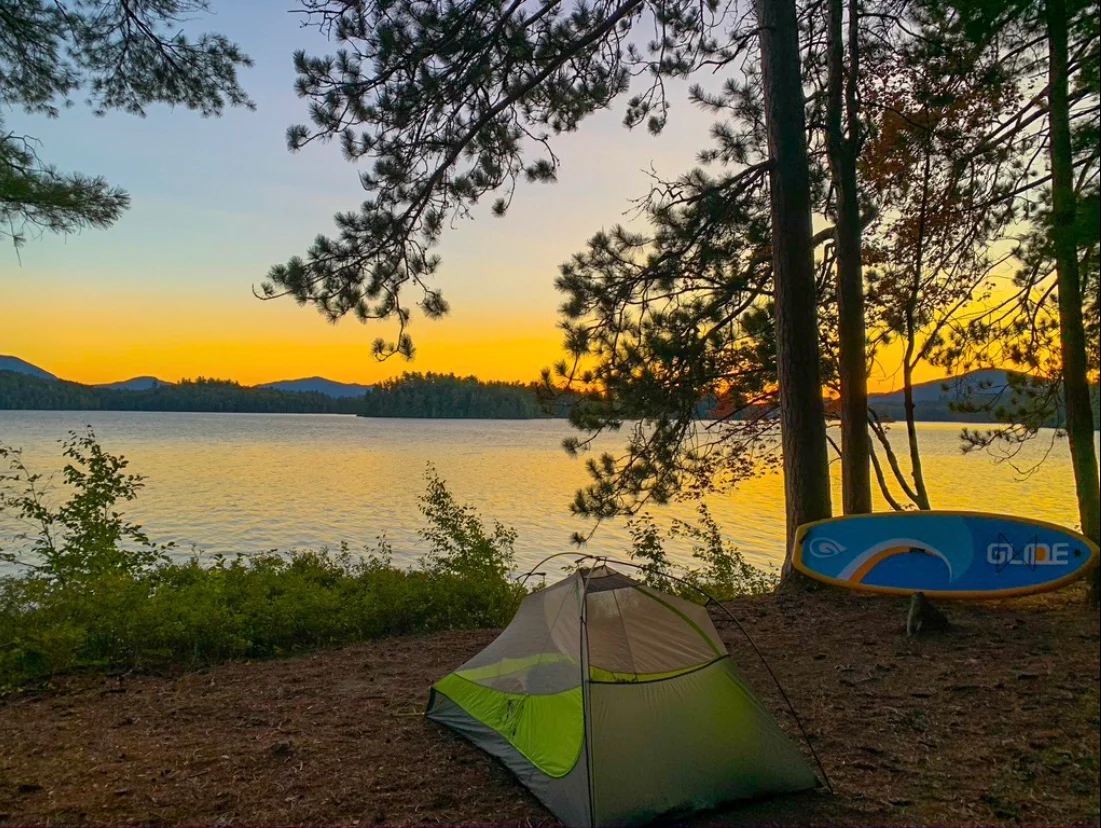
[3,2,950,394]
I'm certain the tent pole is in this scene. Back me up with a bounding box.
[579,566,598,828]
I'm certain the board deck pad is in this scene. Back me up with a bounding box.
[793,511,1099,598]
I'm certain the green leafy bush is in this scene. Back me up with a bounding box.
[0,433,524,689]
[0,429,169,581]
[419,465,517,581]
[0,431,776,690]
[626,504,778,601]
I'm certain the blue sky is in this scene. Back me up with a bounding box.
[3,1,732,385]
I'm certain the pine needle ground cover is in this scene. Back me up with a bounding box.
[1,587,1097,826]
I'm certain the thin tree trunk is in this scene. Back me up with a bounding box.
[869,409,923,506]
[757,0,834,570]
[1046,0,1101,604]
[827,0,871,515]
[903,143,933,511]
[900,357,931,510]
[868,438,906,511]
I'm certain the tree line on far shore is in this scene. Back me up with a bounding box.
[5,368,1096,423]
[360,373,552,419]
[0,372,361,414]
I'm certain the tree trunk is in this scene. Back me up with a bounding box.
[868,437,906,511]
[1046,0,1101,604]
[827,0,871,515]
[757,0,834,569]
[901,358,932,510]
[870,408,925,507]
[902,143,933,511]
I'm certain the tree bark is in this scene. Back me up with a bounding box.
[757,0,834,568]
[902,144,933,511]
[1046,0,1101,604]
[868,437,906,511]
[827,0,872,515]
[902,358,931,510]
[869,409,924,507]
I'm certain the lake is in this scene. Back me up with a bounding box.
[0,411,1091,574]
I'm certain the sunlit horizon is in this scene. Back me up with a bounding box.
[0,1,1003,398]
[5,305,953,393]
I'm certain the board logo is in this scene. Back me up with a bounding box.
[808,537,846,558]
[987,541,1071,567]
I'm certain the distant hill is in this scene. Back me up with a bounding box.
[0,355,57,381]
[95,376,172,391]
[2,355,1093,424]
[258,377,373,398]
[869,369,1013,408]
[868,369,1100,427]
[0,356,370,401]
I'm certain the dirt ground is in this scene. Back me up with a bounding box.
[1,586,1098,826]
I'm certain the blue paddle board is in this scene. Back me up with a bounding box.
[793,511,1099,598]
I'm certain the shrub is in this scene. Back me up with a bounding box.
[626,504,778,602]
[0,434,524,689]
[418,465,517,581]
[0,428,168,582]
[0,431,775,691]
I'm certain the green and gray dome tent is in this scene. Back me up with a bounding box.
[426,565,817,826]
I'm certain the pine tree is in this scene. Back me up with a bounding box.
[264,0,836,553]
[932,0,1100,601]
[0,1,253,247]
[757,0,834,551]
[826,0,871,515]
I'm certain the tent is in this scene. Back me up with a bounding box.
[426,565,818,826]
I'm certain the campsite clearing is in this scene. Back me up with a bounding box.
[1,586,1098,826]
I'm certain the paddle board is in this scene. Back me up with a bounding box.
[793,511,1099,598]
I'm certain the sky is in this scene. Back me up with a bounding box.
[1,1,944,392]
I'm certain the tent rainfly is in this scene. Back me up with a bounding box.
[426,565,818,827]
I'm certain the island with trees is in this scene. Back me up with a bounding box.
[359,373,552,419]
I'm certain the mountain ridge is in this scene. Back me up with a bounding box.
[867,368,1015,406]
[3,355,1093,424]
[95,376,172,391]
[0,355,58,382]
[0,373,363,414]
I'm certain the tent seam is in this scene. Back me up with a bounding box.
[580,568,596,828]
[633,586,723,657]
[588,654,729,685]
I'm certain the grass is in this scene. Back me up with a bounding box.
[3,588,1097,825]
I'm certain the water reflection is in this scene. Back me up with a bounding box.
[0,411,1089,573]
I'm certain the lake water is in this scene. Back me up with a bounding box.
[0,411,1091,574]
